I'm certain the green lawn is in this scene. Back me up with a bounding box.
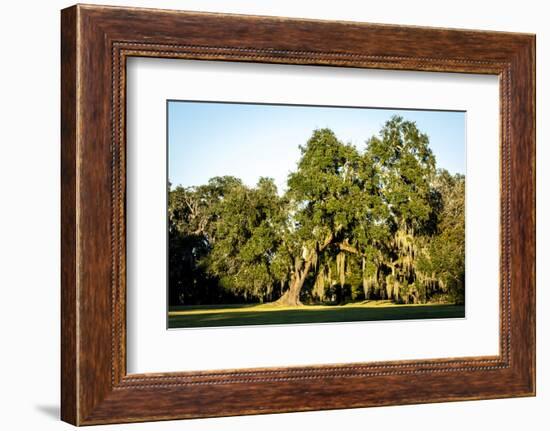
[168,300,465,328]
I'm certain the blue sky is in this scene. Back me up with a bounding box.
[168,101,465,193]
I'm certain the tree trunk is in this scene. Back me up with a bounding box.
[274,278,302,306]
[273,258,313,306]
[273,234,333,306]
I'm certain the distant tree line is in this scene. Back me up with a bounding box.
[168,116,465,307]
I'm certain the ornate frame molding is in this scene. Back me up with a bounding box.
[61,5,535,425]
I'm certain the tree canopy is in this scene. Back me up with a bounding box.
[169,116,465,307]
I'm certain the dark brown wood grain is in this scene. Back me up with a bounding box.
[61,4,536,425]
[60,5,78,425]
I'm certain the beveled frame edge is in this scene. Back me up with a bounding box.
[61,4,535,426]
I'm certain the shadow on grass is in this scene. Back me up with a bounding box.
[168,304,465,328]
[169,303,261,312]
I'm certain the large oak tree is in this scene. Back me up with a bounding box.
[168,116,465,307]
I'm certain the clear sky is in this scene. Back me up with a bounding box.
[168,101,465,193]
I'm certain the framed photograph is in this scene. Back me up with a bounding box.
[165,101,467,330]
[61,4,535,425]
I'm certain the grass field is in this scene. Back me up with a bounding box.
[168,300,465,328]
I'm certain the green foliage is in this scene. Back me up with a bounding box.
[168,116,465,307]
[417,170,466,304]
[204,177,285,301]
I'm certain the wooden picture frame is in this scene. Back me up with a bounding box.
[61,4,535,425]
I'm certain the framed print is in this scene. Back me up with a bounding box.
[164,101,467,329]
[61,4,535,425]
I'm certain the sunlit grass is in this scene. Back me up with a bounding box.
[168,301,465,328]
